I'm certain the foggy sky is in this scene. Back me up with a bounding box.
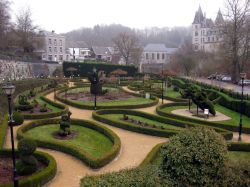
[11,0,225,33]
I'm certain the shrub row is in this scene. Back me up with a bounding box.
[17,118,121,169]
[0,115,8,150]
[156,103,250,134]
[21,89,69,120]
[63,61,138,77]
[139,142,165,167]
[171,77,250,117]
[56,86,158,110]
[0,149,56,187]
[93,109,233,140]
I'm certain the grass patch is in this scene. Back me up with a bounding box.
[103,114,182,131]
[164,87,181,98]
[24,124,113,158]
[161,104,250,128]
[229,151,250,162]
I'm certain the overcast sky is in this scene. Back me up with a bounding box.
[11,0,226,33]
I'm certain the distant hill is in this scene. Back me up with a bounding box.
[64,24,191,48]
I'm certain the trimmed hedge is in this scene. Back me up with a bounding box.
[0,149,56,187]
[228,142,250,152]
[21,89,69,120]
[63,61,138,77]
[55,86,159,110]
[139,142,165,167]
[0,115,8,150]
[156,102,250,134]
[17,118,121,169]
[171,77,250,117]
[93,109,233,140]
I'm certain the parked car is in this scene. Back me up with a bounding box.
[222,76,232,82]
[208,74,216,79]
[238,79,250,86]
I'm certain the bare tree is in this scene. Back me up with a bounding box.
[173,41,197,76]
[0,0,11,49]
[15,8,38,53]
[222,0,250,81]
[112,32,142,65]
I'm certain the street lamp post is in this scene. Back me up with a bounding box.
[93,67,97,110]
[238,72,246,141]
[2,82,18,187]
[161,63,164,104]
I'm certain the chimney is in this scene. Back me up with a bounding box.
[52,30,55,34]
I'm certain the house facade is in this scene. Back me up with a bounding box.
[35,31,69,62]
[141,44,178,73]
[192,6,224,52]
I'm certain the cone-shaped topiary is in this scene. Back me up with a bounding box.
[12,111,24,126]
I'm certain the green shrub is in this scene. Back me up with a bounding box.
[18,138,37,155]
[173,86,179,92]
[12,111,24,126]
[17,138,38,175]
[161,127,228,186]
[39,104,48,113]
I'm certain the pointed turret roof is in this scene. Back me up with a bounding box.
[193,5,204,24]
[215,9,224,25]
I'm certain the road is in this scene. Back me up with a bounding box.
[189,77,250,95]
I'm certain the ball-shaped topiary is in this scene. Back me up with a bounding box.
[17,138,38,175]
[12,111,24,126]
[18,138,37,156]
[161,127,228,186]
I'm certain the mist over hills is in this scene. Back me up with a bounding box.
[64,24,191,47]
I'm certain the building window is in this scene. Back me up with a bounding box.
[49,38,52,45]
[54,55,57,61]
[59,40,62,46]
[195,31,198,36]
[54,39,57,45]
[194,45,198,50]
[195,25,198,29]
[59,55,63,61]
[162,53,165,59]
[48,55,52,61]
[157,53,160,60]
[49,47,52,52]
[54,47,57,52]
[60,47,62,53]
[146,53,148,60]
[208,37,210,42]
[152,53,154,60]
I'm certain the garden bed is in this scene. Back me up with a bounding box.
[17,118,121,168]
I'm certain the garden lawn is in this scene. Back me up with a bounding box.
[229,151,250,162]
[35,96,61,112]
[164,87,181,98]
[102,114,182,131]
[24,124,113,158]
[161,104,250,128]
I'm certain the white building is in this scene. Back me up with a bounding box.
[141,44,178,73]
[192,6,224,52]
[35,31,69,62]
[67,41,91,61]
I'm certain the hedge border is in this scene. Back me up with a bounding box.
[55,86,159,110]
[0,149,57,187]
[139,142,165,167]
[156,102,250,134]
[0,115,8,150]
[21,88,69,120]
[17,118,121,169]
[93,109,233,140]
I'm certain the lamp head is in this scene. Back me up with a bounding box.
[240,72,246,79]
[2,81,15,96]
